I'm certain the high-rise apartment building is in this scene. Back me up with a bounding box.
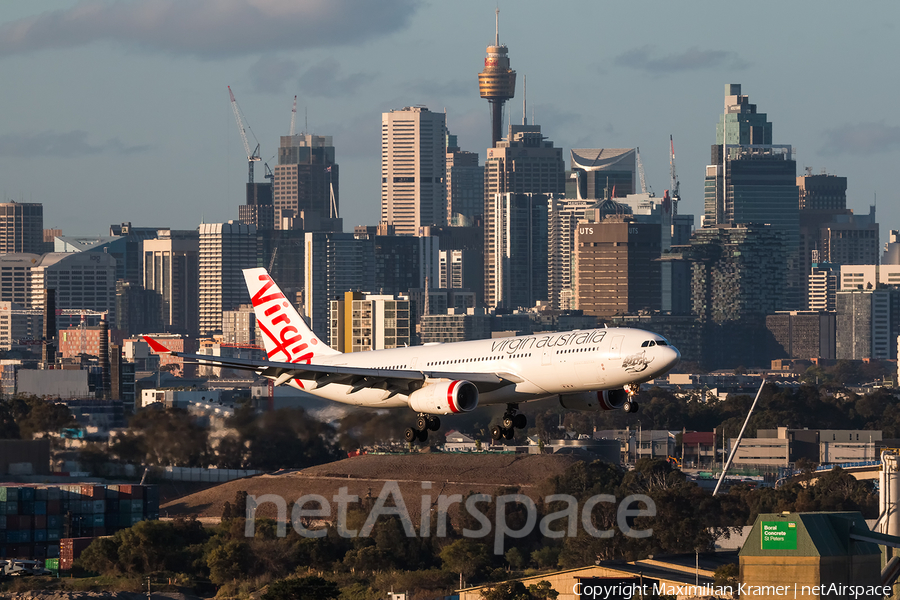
[329,292,410,352]
[836,289,900,360]
[808,263,839,312]
[274,134,338,229]
[574,217,661,317]
[484,124,564,308]
[239,182,274,231]
[0,202,43,254]
[143,229,199,336]
[548,197,593,310]
[199,222,257,336]
[381,107,447,235]
[370,234,440,297]
[446,134,483,225]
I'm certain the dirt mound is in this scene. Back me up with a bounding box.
[161,453,585,522]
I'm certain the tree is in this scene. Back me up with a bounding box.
[481,580,559,600]
[441,539,491,585]
[261,576,340,600]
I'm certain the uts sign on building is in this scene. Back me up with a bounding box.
[574,219,661,318]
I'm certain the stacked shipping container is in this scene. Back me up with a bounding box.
[0,483,159,564]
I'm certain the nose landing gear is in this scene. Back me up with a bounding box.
[623,383,640,413]
[491,404,528,441]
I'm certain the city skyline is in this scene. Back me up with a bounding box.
[0,1,897,237]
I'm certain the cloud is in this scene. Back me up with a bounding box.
[298,58,374,98]
[249,56,300,95]
[615,45,749,74]
[405,78,472,99]
[0,0,421,59]
[820,122,900,156]
[0,131,149,158]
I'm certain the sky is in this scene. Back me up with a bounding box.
[0,0,898,242]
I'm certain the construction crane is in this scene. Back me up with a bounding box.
[228,86,261,183]
[290,95,297,136]
[669,135,680,216]
[635,147,653,196]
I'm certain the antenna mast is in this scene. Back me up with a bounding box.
[290,95,297,136]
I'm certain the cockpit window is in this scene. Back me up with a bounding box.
[641,340,656,347]
[656,340,668,346]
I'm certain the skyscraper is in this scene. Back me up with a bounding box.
[445,134,483,225]
[144,229,199,336]
[478,9,516,147]
[483,123,565,308]
[703,84,800,307]
[487,193,549,310]
[273,134,338,229]
[199,221,257,336]
[381,107,447,235]
[570,149,636,199]
[0,202,43,254]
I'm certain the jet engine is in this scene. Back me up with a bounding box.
[408,380,479,415]
[559,389,628,411]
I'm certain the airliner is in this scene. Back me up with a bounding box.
[144,268,681,443]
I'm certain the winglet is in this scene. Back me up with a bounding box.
[143,335,172,354]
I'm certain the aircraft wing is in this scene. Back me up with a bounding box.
[143,336,516,395]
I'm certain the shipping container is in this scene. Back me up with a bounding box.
[20,501,35,515]
[45,558,59,571]
[0,487,19,502]
[47,529,61,542]
[91,500,105,514]
[34,500,47,515]
[47,500,60,514]
[33,530,47,542]
[4,501,18,514]
[47,544,60,558]
[47,514,62,529]
[34,515,47,529]
[19,487,35,502]
[35,488,48,501]
[46,487,61,501]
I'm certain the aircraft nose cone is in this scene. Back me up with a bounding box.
[666,346,681,370]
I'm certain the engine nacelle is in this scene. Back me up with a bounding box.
[559,389,628,412]
[408,380,479,415]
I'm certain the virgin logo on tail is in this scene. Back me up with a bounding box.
[251,274,317,364]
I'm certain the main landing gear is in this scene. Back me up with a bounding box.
[405,414,441,444]
[623,383,640,414]
[491,404,528,441]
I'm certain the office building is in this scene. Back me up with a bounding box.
[483,123,564,308]
[304,232,375,342]
[381,107,446,234]
[198,221,257,336]
[30,252,118,329]
[255,228,306,305]
[108,222,161,285]
[239,182,274,231]
[765,311,836,360]
[143,229,199,336]
[329,292,410,352]
[884,230,900,265]
[115,281,162,336]
[569,149,636,200]
[273,133,338,229]
[369,234,440,297]
[446,134,483,225]
[486,192,549,310]
[703,84,800,307]
[574,216,661,317]
[0,202,43,254]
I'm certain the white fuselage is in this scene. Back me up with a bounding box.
[285,327,680,409]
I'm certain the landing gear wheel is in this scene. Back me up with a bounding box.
[623,400,634,414]
[405,428,417,443]
[502,427,515,440]
[491,425,503,441]
[513,414,527,429]
[502,416,515,430]
[427,416,441,431]
[415,416,429,431]
[628,401,640,414]
[417,428,429,443]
